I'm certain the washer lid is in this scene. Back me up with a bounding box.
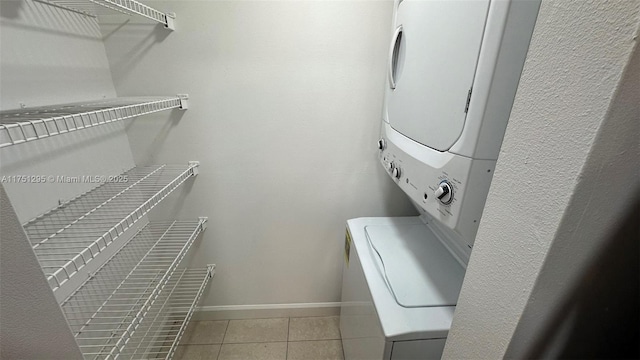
[365,223,465,307]
[386,0,489,151]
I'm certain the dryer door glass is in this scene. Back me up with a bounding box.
[386,0,490,151]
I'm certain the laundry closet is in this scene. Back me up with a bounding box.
[3,0,637,359]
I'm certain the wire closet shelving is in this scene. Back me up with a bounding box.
[36,0,177,29]
[24,163,200,292]
[0,1,215,357]
[0,96,187,148]
[61,220,213,359]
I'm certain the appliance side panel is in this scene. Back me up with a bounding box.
[390,339,447,360]
[340,227,386,360]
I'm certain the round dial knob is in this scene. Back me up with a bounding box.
[377,139,386,150]
[392,166,401,179]
[434,181,453,205]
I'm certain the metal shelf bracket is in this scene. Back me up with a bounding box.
[165,12,176,30]
[199,216,209,231]
[189,161,200,176]
[207,264,216,277]
[178,93,189,109]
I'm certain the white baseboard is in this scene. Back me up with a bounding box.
[193,302,341,320]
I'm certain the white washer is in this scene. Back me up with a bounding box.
[340,0,541,358]
[341,217,464,360]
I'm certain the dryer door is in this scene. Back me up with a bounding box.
[386,0,490,152]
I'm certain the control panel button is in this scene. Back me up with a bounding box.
[377,139,386,150]
[392,166,401,179]
[435,181,453,205]
[388,161,395,171]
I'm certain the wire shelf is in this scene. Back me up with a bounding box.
[119,269,211,359]
[23,163,199,291]
[93,0,174,28]
[36,0,176,29]
[0,96,186,148]
[61,220,211,359]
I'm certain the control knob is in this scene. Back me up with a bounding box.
[392,166,401,179]
[377,139,386,150]
[435,181,453,205]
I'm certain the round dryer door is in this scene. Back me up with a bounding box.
[386,0,490,152]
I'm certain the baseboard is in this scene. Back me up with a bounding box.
[193,302,341,320]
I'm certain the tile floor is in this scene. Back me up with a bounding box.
[174,316,344,360]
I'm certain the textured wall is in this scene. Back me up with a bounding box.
[100,1,416,309]
[505,36,640,358]
[443,0,640,358]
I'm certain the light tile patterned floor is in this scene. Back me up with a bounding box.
[174,316,344,360]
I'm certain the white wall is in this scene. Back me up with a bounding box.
[100,1,416,309]
[443,0,640,358]
[0,0,115,109]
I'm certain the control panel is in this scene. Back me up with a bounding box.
[378,122,497,246]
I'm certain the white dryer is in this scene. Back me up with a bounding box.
[340,0,541,358]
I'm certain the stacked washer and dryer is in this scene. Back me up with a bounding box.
[339,0,541,359]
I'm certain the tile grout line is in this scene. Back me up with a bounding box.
[221,319,230,344]
[215,342,222,360]
[287,338,342,343]
[217,320,231,360]
[286,317,290,360]
[338,316,347,360]
[218,340,292,344]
